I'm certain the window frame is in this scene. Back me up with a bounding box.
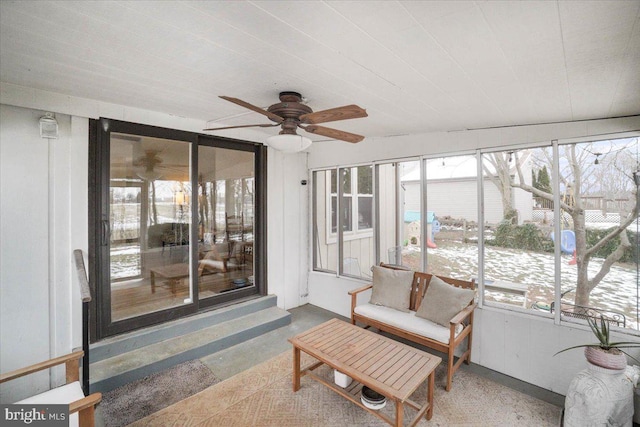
[326,166,374,244]
[310,131,640,338]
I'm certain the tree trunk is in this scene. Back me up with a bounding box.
[572,208,591,306]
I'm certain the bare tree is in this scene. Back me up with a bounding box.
[510,141,639,306]
[483,152,517,221]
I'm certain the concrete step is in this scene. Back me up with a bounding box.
[90,295,279,363]
[89,302,290,394]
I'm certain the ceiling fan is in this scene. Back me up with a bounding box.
[204,91,368,145]
[133,150,164,181]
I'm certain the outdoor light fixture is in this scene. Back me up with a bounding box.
[39,112,58,139]
[633,169,640,186]
[265,134,312,153]
[594,153,602,165]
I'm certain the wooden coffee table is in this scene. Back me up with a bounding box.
[289,318,441,427]
[149,263,188,294]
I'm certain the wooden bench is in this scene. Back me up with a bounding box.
[349,263,476,391]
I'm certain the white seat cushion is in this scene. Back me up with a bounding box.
[354,303,462,344]
[17,381,84,427]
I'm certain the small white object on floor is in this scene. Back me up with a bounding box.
[334,370,352,388]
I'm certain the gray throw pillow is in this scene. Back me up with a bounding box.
[416,276,475,327]
[369,266,414,313]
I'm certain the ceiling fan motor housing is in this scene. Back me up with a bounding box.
[267,92,312,134]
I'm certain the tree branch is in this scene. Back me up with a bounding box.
[513,154,574,213]
[588,231,631,292]
[585,204,639,256]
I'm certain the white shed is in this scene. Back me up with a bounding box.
[401,155,533,225]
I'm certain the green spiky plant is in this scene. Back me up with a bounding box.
[555,315,640,364]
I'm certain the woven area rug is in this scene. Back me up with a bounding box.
[132,351,562,426]
[100,359,220,427]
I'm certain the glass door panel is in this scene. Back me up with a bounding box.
[197,145,255,299]
[109,132,193,321]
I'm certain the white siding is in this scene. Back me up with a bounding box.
[407,178,504,224]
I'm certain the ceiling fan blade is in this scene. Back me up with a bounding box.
[219,96,284,123]
[299,104,367,125]
[203,123,279,131]
[301,125,364,143]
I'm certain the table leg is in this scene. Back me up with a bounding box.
[150,271,156,293]
[427,370,435,420]
[292,346,301,392]
[168,279,177,295]
[395,399,404,427]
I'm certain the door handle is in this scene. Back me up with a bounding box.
[101,220,110,246]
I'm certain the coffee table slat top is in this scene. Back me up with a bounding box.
[289,318,441,400]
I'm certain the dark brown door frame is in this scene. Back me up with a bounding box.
[89,118,267,342]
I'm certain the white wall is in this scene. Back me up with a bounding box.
[267,149,309,309]
[0,105,89,402]
[308,116,640,396]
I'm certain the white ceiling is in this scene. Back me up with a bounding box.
[1,1,639,142]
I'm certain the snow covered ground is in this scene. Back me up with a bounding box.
[422,241,639,330]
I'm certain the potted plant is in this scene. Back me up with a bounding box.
[555,315,640,370]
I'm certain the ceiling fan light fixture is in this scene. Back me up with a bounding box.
[266,134,312,153]
[136,170,162,181]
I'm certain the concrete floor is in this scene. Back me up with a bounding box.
[200,303,349,381]
[200,303,564,407]
[96,303,564,425]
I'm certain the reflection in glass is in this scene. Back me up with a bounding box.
[109,133,192,321]
[197,146,255,299]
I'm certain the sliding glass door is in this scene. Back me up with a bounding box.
[92,119,266,340]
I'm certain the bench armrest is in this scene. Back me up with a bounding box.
[348,284,373,296]
[449,303,476,326]
[349,284,373,320]
[69,392,102,414]
[0,350,84,384]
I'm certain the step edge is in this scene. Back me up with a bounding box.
[89,314,290,393]
[90,309,290,381]
[90,295,277,362]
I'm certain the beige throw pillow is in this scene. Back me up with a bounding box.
[369,266,414,313]
[416,276,474,327]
